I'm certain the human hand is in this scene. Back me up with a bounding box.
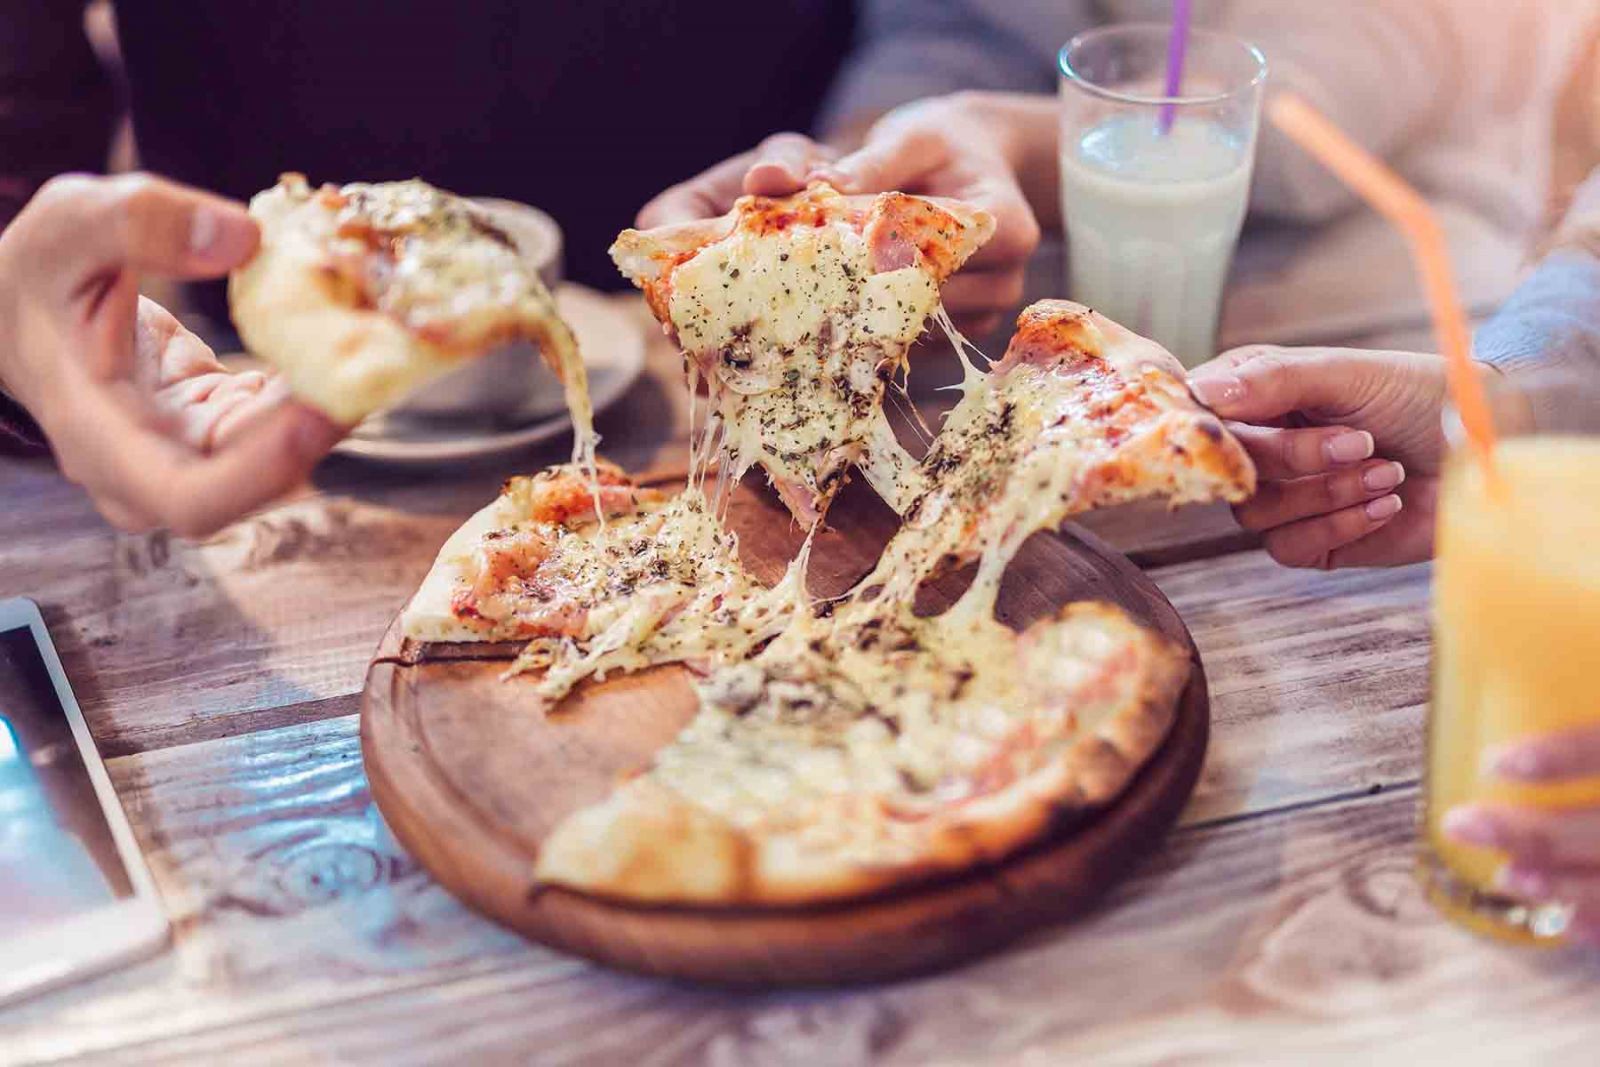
[638,93,1042,336]
[1443,726,1600,945]
[0,173,345,537]
[1188,344,1469,569]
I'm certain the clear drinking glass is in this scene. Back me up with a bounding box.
[1419,374,1600,943]
[1058,24,1266,368]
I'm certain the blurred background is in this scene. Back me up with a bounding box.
[7,0,1600,362]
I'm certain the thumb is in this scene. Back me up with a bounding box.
[33,173,259,293]
[1189,346,1368,422]
[815,125,949,194]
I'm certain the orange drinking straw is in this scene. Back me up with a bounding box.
[1267,92,1499,476]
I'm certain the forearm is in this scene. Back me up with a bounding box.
[819,0,1087,144]
[1474,177,1600,432]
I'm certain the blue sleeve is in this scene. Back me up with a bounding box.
[1475,249,1600,433]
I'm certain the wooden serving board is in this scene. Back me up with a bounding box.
[361,479,1209,987]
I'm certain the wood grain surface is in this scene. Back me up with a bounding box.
[363,475,1209,985]
[3,295,1589,1063]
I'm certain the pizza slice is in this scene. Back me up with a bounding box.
[402,460,804,705]
[534,600,1189,906]
[610,182,994,526]
[401,461,670,644]
[867,299,1256,611]
[231,173,594,452]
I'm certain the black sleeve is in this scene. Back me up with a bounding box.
[0,0,114,231]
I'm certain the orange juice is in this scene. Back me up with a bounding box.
[1422,437,1600,941]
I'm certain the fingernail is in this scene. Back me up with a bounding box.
[1486,743,1548,781]
[751,160,800,182]
[1325,430,1375,464]
[1494,865,1552,900]
[1190,375,1245,410]
[1362,461,1405,492]
[1443,807,1503,848]
[1365,494,1403,521]
[190,206,258,264]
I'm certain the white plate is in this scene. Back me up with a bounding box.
[333,285,647,465]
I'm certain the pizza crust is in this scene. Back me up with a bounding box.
[400,492,529,643]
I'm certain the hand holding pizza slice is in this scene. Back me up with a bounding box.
[230,174,594,452]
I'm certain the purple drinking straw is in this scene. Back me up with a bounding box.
[1158,0,1193,134]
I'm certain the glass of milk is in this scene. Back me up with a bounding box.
[1058,25,1266,368]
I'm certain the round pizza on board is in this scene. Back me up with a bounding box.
[391,179,1256,911]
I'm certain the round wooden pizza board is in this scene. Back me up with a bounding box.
[361,478,1209,987]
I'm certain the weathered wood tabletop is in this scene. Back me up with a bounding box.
[3,299,1597,1066]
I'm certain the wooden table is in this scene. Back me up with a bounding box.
[3,301,1597,1066]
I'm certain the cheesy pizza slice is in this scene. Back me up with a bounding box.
[610,183,994,526]
[866,300,1256,613]
[231,174,595,457]
[402,462,670,645]
[403,460,805,706]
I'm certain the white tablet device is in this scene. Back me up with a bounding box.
[0,597,168,1005]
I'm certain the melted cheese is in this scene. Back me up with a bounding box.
[619,596,1159,868]
[502,487,804,704]
[665,213,936,520]
[279,174,601,478]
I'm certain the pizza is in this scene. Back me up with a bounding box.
[527,300,1248,904]
[230,174,595,455]
[398,282,1256,907]
[400,461,671,645]
[535,601,1188,905]
[610,182,994,526]
[402,460,804,707]
[865,299,1256,613]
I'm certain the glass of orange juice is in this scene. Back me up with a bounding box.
[1420,373,1600,942]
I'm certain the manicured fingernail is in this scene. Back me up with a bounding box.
[1362,461,1405,492]
[1325,430,1375,464]
[1486,743,1548,781]
[190,206,218,252]
[1494,865,1552,900]
[1365,494,1402,521]
[1443,807,1503,847]
[1190,375,1245,410]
